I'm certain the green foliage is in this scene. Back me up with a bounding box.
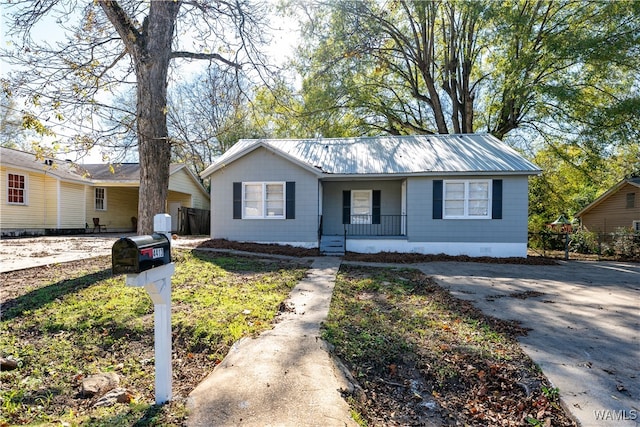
[569,229,599,254]
[610,228,640,260]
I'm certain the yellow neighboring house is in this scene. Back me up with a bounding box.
[0,146,210,236]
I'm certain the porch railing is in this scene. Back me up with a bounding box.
[344,215,406,236]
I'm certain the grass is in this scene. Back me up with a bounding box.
[0,249,308,426]
[323,265,574,426]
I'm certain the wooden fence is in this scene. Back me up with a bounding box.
[177,208,210,235]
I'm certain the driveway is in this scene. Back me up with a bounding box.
[0,234,210,273]
[417,261,639,427]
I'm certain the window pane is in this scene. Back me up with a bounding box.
[244,201,261,217]
[265,183,284,217]
[444,200,464,216]
[469,182,488,199]
[445,182,465,200]
[352,191,371,214]
[8,174,25,204]
[266,184,283,199]
[95,188,105,210]
[351,190,371,224]
[468,200,488,216]
[266,201,284,216]
[244,184,262,201]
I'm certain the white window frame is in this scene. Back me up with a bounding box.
[443,179,491,219]
[242,182,285,219]
[351,189,373,224]
[633,220,640,232]
[95,187,107,211]
[7,172,28,205]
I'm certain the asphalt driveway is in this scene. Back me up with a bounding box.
[417,260,639,427]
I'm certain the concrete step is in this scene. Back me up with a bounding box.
[320,235,345,256]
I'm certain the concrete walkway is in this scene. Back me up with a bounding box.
[416,260,640,427]
[185,257,358,427]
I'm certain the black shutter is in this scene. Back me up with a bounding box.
[233,182,242,219]
[286,182,295,219]
[492,179,503,219]
[433,180,443,219]
[342,190,351,224]
[372,190,381,224]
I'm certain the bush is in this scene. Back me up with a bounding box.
[569,229,598,254]
[611,227,640,260]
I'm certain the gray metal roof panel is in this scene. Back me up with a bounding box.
[204,134,540,176]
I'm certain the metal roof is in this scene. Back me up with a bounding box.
[201,134,541,178]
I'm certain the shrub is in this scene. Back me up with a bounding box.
[569,229,598,254]
[611,227,640,260]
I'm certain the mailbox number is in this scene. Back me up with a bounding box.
[140,247,164,259]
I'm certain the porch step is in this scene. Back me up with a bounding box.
[320,235,345,256]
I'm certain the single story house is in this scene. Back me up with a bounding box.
[1,146,210,236]
[576,176,640,233]
[200,134,541,257]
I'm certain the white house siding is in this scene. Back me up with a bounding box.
[59,181,86,228]
[404,175,530,257]
[209,147,319,247]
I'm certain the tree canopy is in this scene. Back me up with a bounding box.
[252,0,639,225]
[1,0,273,233]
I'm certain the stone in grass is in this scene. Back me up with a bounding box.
[81,372,120,397]
[93,388,134,407]
[0,357,19,371]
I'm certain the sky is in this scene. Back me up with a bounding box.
[0,1,300,164]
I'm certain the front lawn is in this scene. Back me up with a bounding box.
[324,265,576,426]
[0,250,308,426]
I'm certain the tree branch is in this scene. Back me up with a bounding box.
[170,51,241,69]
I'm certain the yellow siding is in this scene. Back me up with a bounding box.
[85,186,138,231]
[582,183,640,233]
[59,182,86,228]
[1,166,48,229]
[2,163,208,233]
[169,168,209,209]
[167,191,191,207]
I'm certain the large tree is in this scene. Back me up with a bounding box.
[1,0,271,233]
[290,0,640,142]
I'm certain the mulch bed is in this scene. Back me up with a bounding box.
[196,239,558,265]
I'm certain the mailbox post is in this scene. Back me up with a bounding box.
[112,214,174,404]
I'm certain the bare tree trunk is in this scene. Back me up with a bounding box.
[134,3,179,234]
[101,1,180,234]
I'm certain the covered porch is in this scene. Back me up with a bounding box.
[318,179,407,254]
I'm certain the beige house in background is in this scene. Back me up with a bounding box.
[0,146,209,236]
[576,176,640,233]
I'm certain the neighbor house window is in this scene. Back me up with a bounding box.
[351,190,372,224]
[7,173,26,205]
[443,180,490,219]
[243,182,285,219]
[95,187,106,211]
[626,193,635,209]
